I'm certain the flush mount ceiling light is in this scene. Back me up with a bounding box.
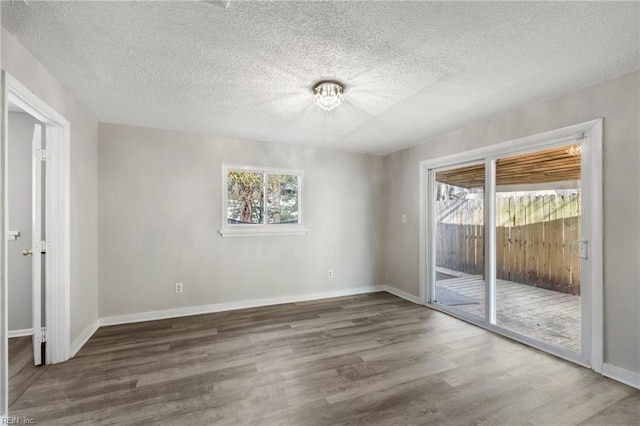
[313,80,344,111]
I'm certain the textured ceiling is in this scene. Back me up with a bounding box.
[2,1,639,155]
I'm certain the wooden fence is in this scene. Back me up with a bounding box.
[436,193,581,295]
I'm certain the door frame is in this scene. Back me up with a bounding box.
[418,119,603,373]
[31,122,44,366]
[0,71,71,416]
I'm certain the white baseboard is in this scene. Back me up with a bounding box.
[56,289,640,394]
[99,286,386,327]
[8,328,33,338]
[385,285,421,304]
[70,320,100,357]
[603,363,640,390]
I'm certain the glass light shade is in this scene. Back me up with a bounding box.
[313,81,344,111]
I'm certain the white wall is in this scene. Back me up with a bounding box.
[7,112,38,331]
[98,124,385,317]
[1,28,99,342]
[384,71,640,376]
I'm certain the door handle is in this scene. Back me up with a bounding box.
[22,249,33,256]
[571,240,588,260]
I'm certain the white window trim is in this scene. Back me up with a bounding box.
[220,164,308,238]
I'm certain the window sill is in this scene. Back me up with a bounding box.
[219,226,309,238]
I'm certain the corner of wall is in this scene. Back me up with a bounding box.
[2,27,100,345]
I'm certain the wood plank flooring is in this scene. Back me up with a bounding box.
[8,292,639,425]
[8,336,48,408]
[437,276,581,352]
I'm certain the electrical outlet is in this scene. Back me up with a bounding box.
[175,283,184,294]
[401,214,407,223]
[328,270,334,279]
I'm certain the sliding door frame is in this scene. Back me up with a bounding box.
[419,119,603,372]
[426,159,489,319]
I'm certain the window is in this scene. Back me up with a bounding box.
[220,165,307,237]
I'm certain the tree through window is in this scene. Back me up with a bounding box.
[226,167,301,226]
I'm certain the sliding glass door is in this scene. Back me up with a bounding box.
[494,144,582,354]
[426,134,594,365]
[433,163,486,320]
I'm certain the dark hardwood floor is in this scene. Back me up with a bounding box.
[8,292,640,425]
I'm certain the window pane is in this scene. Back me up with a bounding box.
[267,174,299,224]
[434,164,486,320]
[227,171,264,224]
[495,144,582,353]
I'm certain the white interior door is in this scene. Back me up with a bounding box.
[30,123,43,366]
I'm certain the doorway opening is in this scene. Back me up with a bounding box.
[420,120,603,370]
[1,72,71,418]
[6,104,46,409]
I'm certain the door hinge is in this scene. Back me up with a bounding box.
[36,148,49,161]
[34,328,47,344]
[36,241,50,254]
